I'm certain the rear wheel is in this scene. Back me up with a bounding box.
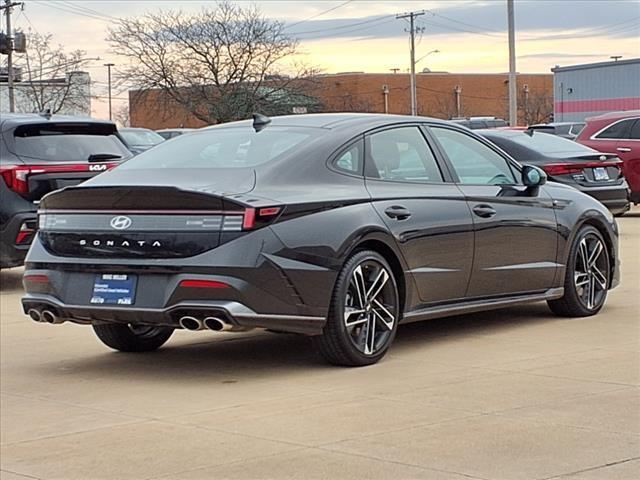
[313,250,400,366]
[93,323,174,352]
[548,226,610,317]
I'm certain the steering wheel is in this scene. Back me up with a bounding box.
[488,173,512,185]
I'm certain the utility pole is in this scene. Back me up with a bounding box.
[104,62,115,120]
[397,10,425,116]
[1,0,24,113]
[507,0,517,126]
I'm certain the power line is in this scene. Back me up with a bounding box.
[296,17,396,40]
[285,0,354,30]
[31,0,112,22]
[291,14,393,36]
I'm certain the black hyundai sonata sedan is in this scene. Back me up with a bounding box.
[22,114,620,366]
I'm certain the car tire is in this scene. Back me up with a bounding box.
[93,323,174,352]
[313,250,400,367]
[547,225,610,317]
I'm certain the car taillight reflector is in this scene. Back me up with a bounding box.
[542,161,622,176]
[23,274,50,284]
[242,206,282,230]
[0,163,119,194]
[179,279,229,289]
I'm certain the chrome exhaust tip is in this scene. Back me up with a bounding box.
[203,317,232,332]
[41,310,63,324]
[179,316,203,331]
[27,308,43,322]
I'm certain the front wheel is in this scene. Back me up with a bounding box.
[313,250,400,367]
[547,226,610,317]
[93,323,174,352]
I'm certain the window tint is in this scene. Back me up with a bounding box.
[431,127,517,185]
[334,141,362,174]
[367,127,443,183]
[629,120,640,140]
[117,127,314,170]
[507,131,593,155]
[596,119,633,139]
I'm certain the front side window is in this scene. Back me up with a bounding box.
[431,127,517,185]
[367,127,443,183]
[628,119,640,140]
[596,119,634,139]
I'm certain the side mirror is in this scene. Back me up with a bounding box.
[522,165,547,187]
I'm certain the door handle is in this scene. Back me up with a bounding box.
[617,147,631,153]
[472,204,497,218]
[385,205,412,220]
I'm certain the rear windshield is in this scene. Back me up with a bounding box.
[508,132,594,155]
[117,127,314,170]
[12,123,130,162]
[120,129,165,147]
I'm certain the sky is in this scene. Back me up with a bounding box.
[6,0,640,120]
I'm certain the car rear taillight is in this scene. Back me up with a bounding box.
[542,160,622,176]
[242,207,282,230]
[0,163,119,195]
[179,279,229,289]
[15,221,37,245]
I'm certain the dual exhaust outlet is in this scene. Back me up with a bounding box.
[178,316,232,332]
[27,308,64,324]
[28,308,230,331]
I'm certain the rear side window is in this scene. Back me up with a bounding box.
[12,123,130,162]
[118,127,314,170]
[596,119,634,139]
[333,140,363,174]
[367,127,443,183]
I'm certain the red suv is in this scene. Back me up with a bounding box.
[577,111,640,205]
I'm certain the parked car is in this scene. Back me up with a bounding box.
[22,114,619,366]
[450,117,508,129]
[479,129,630,215]
[528,122,585,140]
[576,110,640,205]
[0,113,132,268]
[156,128,195,140]
[119,127,165,154]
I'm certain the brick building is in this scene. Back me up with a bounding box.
[129,72,553,129]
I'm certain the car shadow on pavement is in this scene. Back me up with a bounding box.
[29,303,559,382]
[0,267,24,293]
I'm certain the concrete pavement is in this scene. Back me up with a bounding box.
[1,210,639,479]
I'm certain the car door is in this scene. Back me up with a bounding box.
[428,125,559,297]
[614,118,640,200]
[364,125,474,304]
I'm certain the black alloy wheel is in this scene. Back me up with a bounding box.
[313,250,400,366]
[548,226,610,317]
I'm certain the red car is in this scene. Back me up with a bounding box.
[577,111,640,205]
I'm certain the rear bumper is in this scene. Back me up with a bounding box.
[575,184,630,215]
[21,294,325,335]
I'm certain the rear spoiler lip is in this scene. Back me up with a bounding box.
[38,184,280,212]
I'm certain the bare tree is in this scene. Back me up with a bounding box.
[13,33,91,114]
[520,89,553,125]
[113,103,130,127]
[108,2,320,124]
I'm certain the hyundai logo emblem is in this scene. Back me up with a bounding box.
[110,216,132,230]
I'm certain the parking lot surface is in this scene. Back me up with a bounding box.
[1,210,639,480]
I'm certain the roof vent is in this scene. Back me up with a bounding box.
[39,109,52,120]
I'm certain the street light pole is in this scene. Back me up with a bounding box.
[507,0,517,127]
[104,62,114,120]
